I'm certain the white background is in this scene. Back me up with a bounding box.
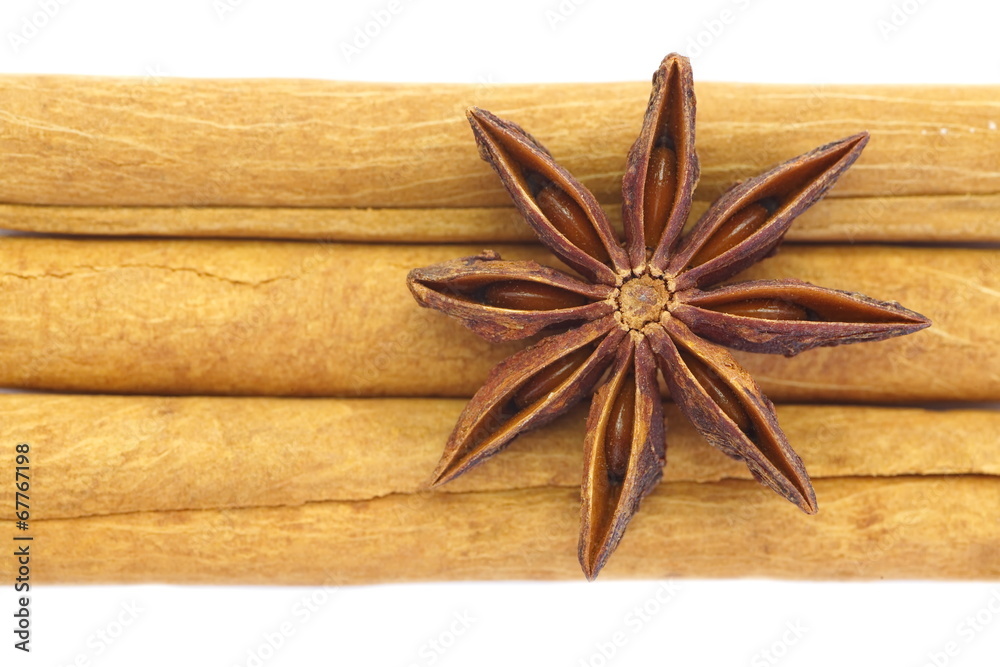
[2,0,1000,666]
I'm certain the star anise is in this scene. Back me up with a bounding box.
[406,54,930,580]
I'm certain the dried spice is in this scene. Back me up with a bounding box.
[407,54,930,579]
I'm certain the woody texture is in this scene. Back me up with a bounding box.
[4,57,994,586]
[407,54,930,579]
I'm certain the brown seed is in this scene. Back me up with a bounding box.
[476,402,514,443]
[709,298,809,321]
[483,280,588,311]
[689,200,772,268]
[514,346,592,409]
[604,374,636,482]
[534,181,611,263]
[679,349,751,433]
[643,144,678,248]
[811,299,899,324]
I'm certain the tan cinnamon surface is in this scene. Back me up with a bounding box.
[0,77,994,586]
[0,395,995,583]
[3,194,997,242]
[8,479,997,583]
[1,395,995,520]
[0,238,989,400]
[0,77,997,209]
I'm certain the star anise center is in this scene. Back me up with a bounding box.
[615,274,670,331]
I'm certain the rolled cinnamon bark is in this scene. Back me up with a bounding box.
[0,395,995,583]
[0,238,986,400]
[0,77,997,208]
[2,193,997,242]
[2,395,996,520]
[0,75,992,587]
[11,479,998,583]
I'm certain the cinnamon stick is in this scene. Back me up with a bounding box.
[0,238,989,400]
[0,77,997,209]
[0,76,993,587]
[2,194,997,242]
[0,395,996,583]
[2,394,994,519]
[8,479,997,583]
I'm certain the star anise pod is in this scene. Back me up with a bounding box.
[406,54,930,580]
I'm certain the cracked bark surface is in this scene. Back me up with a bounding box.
[0,394,997,583]
[0,238,996,400]
[6,479,999,584]
[1,194,998,242]
[1,395,997,521]
[1,77,999,207]
[0,76,997,585]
